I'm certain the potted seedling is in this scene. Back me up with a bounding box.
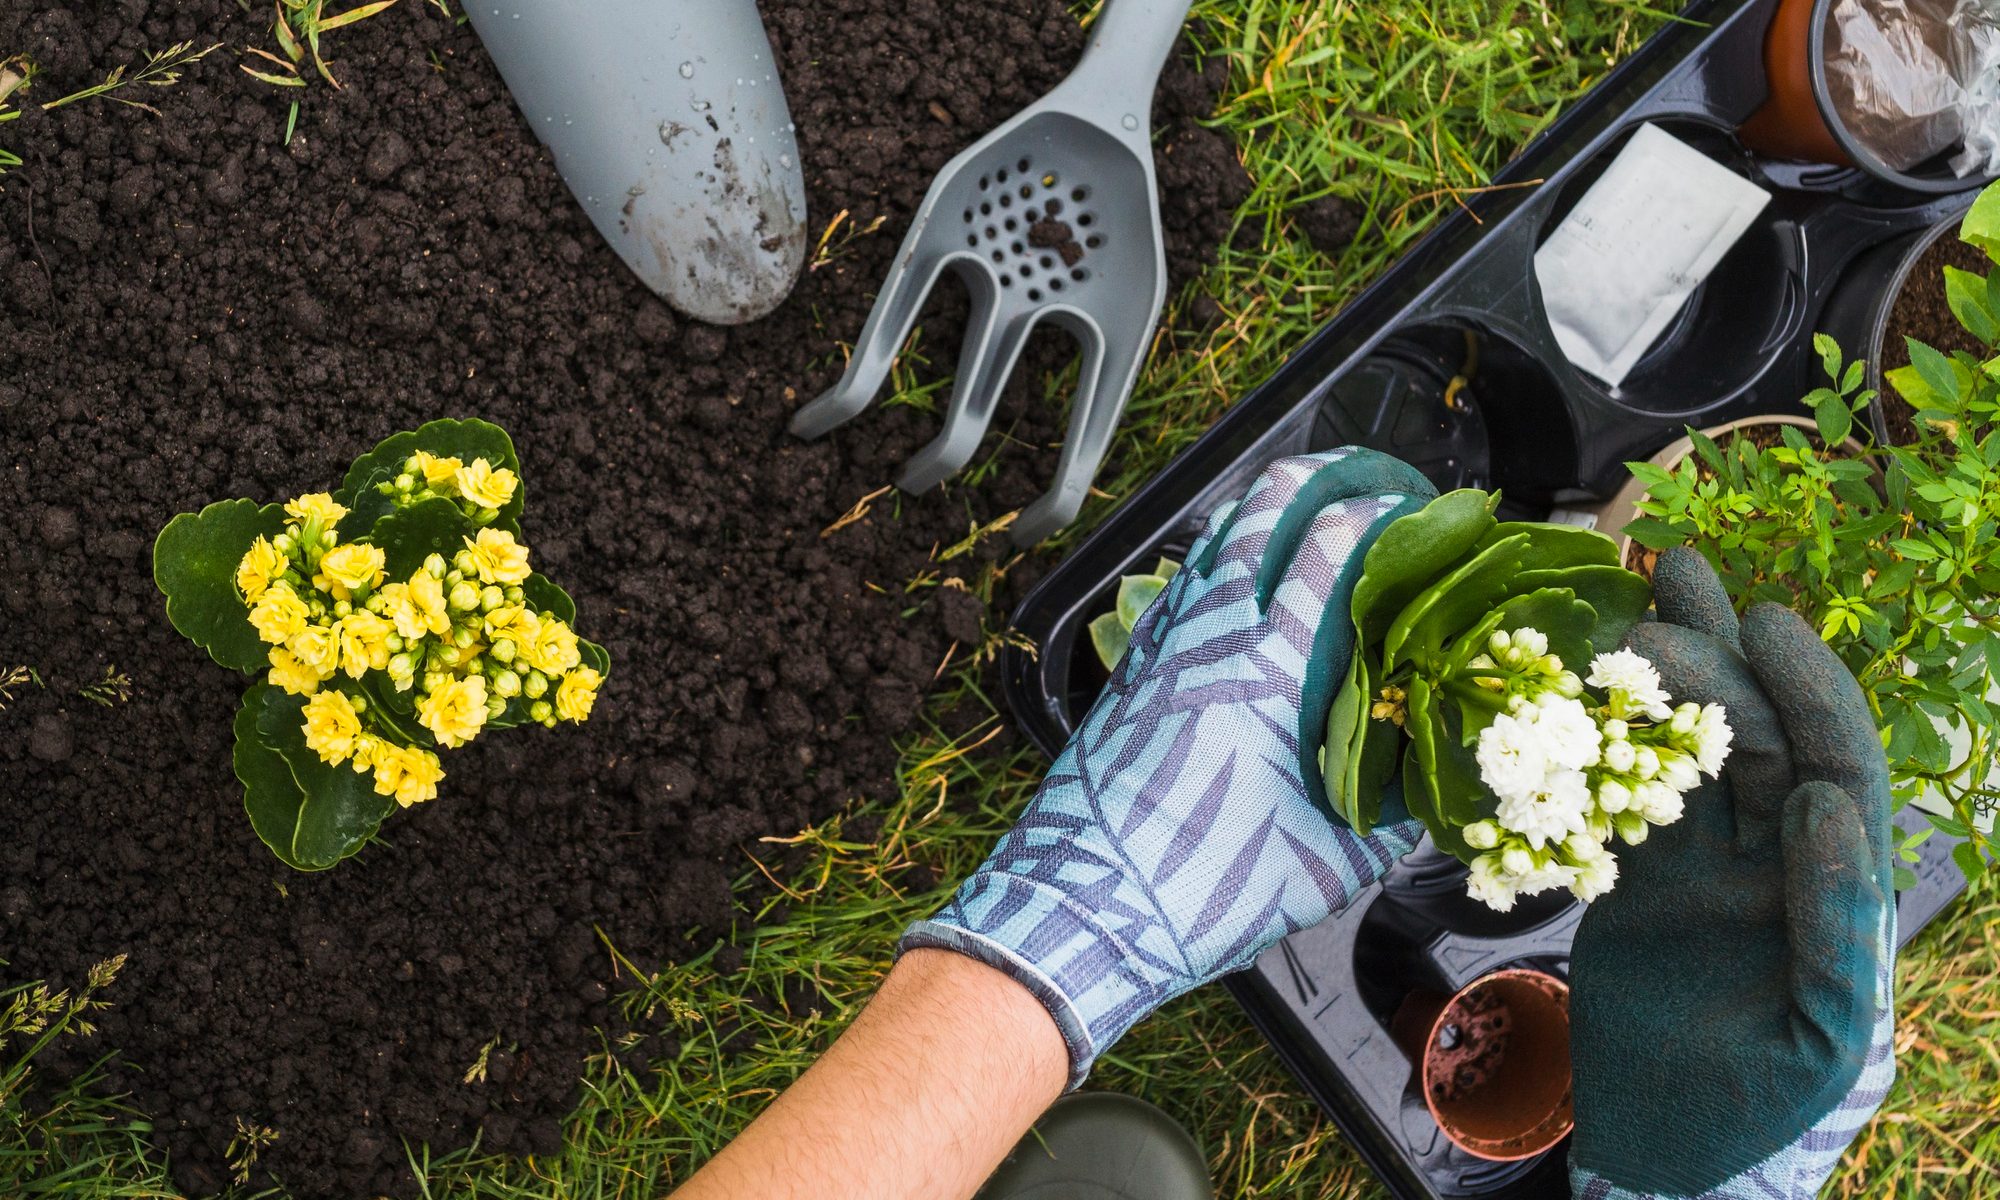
[1626,180,2000,882]
[153,418,609,870]
[1091,489,1735,913]
[1584,412,1850,573]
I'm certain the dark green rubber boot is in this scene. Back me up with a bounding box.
[977,1093,1212,1200]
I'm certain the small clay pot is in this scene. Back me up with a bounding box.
[1738,0,1995,193]
[1390,968,1573,1161]
[1739,0,1853,169]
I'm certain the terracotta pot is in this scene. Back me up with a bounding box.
[1390,968,1573,1161]
[1739,0,1854,168]
[1738,0,1995,192]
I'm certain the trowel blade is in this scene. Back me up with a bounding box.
[469,0,808,325]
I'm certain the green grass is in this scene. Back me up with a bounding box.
[7,1,1998,1197]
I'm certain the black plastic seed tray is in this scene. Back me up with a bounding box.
[998,1,1980,1196]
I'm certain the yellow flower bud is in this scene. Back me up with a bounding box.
[236,536,288,602]
[283,492,348,525]
[463,527,531,585]
[317,543,387,597]
[525,618,580,675]
[555,666,602,723]
[249,585,310,646]
[301,690,363,765]
[454,459,518,511]
[412,450,464,489]
[418,675,489,748]
[267,645,322,696]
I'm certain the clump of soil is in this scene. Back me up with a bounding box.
[1028,217,1085,267]
[1879,228,1993,445]
[1296,194,1362,257]
[0,1,1247,1197]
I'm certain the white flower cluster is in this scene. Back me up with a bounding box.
[1459,632,1732,911]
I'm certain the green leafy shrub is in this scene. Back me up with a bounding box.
[153,418,609,870]
[1627,181,2000,883]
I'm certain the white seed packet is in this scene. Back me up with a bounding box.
[1533,124,1771,387]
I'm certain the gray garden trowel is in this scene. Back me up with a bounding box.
[468,0,807,325]
[789,0,1195,544]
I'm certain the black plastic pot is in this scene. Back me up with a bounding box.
[1817,188,1983,444]
[1741,0,1999,196]
[998,4,1978,1197]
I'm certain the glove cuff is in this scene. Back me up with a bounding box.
[899,872,1167,1090]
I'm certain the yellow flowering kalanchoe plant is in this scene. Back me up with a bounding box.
[153,418,609,870]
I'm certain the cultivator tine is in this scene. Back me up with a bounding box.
[1015,316,1149,545]
[899,303,1045,494]
[789,233,953,439]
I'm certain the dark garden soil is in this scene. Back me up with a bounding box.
[0,2,1247,1196]
[1879,227,1992,445]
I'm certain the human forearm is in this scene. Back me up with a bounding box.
[671,948,1067,1200]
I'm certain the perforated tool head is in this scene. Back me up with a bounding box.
[789,0,1195,544]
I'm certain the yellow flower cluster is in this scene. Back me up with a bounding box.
[301,691,444,807]
[386,452,521,517]
[237,483,600,814]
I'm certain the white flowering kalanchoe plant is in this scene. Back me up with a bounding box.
[1321,489,1733,911]
[153,418,609,870]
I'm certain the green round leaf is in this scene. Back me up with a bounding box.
[1404,678,1487,862]
[155,499,287,673]
[1962,179,2000,262]
[521,571,579,625]
[234,685,320,871]
[336,417,523,538]
[1488,587,1598,681]
[1514,564,1651,657]
[1488,520,1620,572]
[243,684,396,870]
[1088,611,1130,672]
[1115,573,1169,629]
[366,496,482,580]
[1384,533,1529,670]
[1353,489,1499,645]
[1320,652,1372,828]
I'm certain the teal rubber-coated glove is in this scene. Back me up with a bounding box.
[1570,547,1895,1199]
[902,448,1437,1086]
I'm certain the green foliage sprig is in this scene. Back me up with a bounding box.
[153,418,609,870]
[1628,181,2000,884]
[1086,557,1180,670]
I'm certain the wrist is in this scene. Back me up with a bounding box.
[903,874,1146,1088]
[673,949,1064,1200]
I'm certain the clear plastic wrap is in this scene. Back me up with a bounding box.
[1822,0,2000,177]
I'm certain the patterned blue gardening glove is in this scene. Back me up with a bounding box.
[902,448,1438,1087]
[1569,549,1896,1200]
